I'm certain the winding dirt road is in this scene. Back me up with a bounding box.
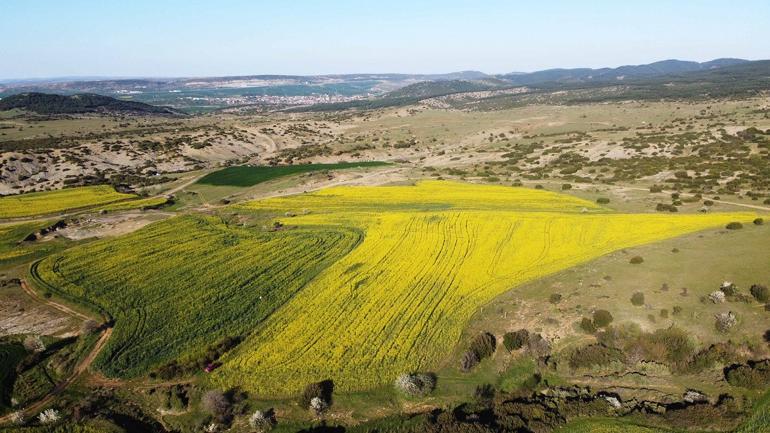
[0,280,112,425]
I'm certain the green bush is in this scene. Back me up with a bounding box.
[469,332,497,360]
[754,218,764,226]
[561,184,572,190]
[631,292,645,306]
[592,310,613,328]
[629,256,644,264]
[725,360,770,388]
[596,197,610,204]
[750,284,770,303]
[579,317,596,334]
[568,344,624,370]
[548,293,562,304]
[725,222,743,230]
[503,329,530,352]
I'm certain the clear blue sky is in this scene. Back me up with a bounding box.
[2,0,769,79]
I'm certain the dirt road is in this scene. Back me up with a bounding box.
[0,280,112,425]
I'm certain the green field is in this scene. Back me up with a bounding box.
[196,161,389,187]
[32,215,361,377]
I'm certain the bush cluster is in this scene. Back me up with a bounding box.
[461,332,496,371]
[725,360,770,388]
[630,292,645,306]
[503,329,530,352]
[394,372,437,397]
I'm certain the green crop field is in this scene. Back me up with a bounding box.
[195,161,389,187]
[32,215,361,377]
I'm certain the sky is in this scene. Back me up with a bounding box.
[2,0,769,79]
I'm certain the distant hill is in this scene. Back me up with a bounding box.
[385,79,504,99]
[498,58,749,85]
[0,92,185,115]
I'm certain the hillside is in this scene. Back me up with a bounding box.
[0,92,184,115]
[498,58,749,85]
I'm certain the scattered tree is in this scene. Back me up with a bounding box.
[23,335,45,353]
[248,409,276,432]
[593,310,614,328]
[631,292,645,306]
[725,222,743,230]
[503,329,530,351]
[715,312,738,333]
[394,372,437,396]
[38,409,60,424]
[750,284,770,303]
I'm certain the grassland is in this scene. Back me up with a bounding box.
[0,185,135,218]
[32,215,361,377]
[196,161,389,187]
[208,181,757,395]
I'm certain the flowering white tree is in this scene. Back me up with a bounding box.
[249,409,276,432]
[38,408,60,424]
[309,397,328,416]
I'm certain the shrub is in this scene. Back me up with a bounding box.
[629,256,644,264]
[80,319,100,335]
[394,372,436,396]
[503,329,530,352]
[580,317,597,334]
[460,350,480,372]
[672,306,683,315]
[38,409,60,424]
[709,291,726,303]
[23,335,46,353]
[725,222,743,230]
[309,397,328,415]
[469,332,497,360]
[561,184,572,190]
[299,380,333,409]
[650,185,664,193]
[631,292,645,306]
[526,333,551,357]
[568,344,624,370]
[725,360,770,388]
[750,284,770,303]
[201,390,230,418]
[656,203,678,212]
[592,310,614,328]
[703,200,714,206]
[549,293,562,304]
[720,281,738,296]
[248,410,277,432]
[660,309,669,318]
[754,218,764,226]
[596,197,610,204]
[715,312,737,333]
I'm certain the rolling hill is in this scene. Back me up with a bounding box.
[0,92,185,115]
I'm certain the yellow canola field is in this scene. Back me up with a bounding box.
[0,185,135,218]
[217,181,756,395]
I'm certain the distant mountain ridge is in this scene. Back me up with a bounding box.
[497,58,749,85]
[0,92,184,115]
